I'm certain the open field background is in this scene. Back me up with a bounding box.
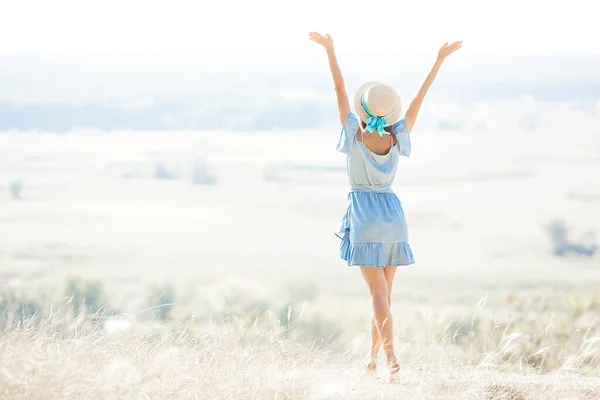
[1,104,599,397]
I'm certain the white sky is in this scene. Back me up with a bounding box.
[0,0,598,55]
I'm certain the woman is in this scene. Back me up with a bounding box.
[309,32,462,376]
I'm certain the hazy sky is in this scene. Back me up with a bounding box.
[1,0,598,55]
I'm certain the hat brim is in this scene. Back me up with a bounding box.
[353,82,403,129]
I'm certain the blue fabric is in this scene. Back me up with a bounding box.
[335,113,414,268]
[361,93,396,137]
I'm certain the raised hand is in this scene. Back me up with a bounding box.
[309,32,334,51]
[404,41,463,132]
[308,31,349,123]
[437,41,463,62]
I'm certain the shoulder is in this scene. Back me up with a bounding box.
[337,113,361,153]
[342,112,360,133]
[343,112,359,125]
[390,119,408,134]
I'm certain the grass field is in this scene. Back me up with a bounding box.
[1,125,599,398]
[0,298,599,399]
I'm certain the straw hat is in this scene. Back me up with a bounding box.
[354,82,402,130]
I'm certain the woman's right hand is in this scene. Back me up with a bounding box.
[309,32,334,51]
[437,41,463,62]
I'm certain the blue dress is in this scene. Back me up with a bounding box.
[335,113,415,268]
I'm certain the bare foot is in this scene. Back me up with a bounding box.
[388,358,400,376]
[366,360,377,374]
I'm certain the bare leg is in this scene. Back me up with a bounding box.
[367,266,398,371]
[361,266,399,374]
[366,314,379,372]
[384,266,400,374]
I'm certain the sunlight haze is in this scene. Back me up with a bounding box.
[1,1,600,398]
[1,0,598,54]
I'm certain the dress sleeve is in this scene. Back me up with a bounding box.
[391,119,411,157]
[336,113,359,154]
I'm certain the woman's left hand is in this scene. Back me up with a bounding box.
[309,32,334,51]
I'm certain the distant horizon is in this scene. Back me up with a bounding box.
[1,52,599,132]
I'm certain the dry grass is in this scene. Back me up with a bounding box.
[0,312,599,400]
[1,282,599,399]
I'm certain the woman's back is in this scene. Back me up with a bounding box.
[338,113,411,192]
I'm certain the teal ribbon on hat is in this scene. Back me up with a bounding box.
[361,93,396,137]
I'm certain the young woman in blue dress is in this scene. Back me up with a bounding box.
[309,32,462,376]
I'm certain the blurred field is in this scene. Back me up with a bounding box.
[1,120,599,398]
[0,300,599,399]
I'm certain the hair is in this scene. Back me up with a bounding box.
[360,121,393,134]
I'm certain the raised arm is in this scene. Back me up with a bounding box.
[309,32,350,125]
[404,41,462,132]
